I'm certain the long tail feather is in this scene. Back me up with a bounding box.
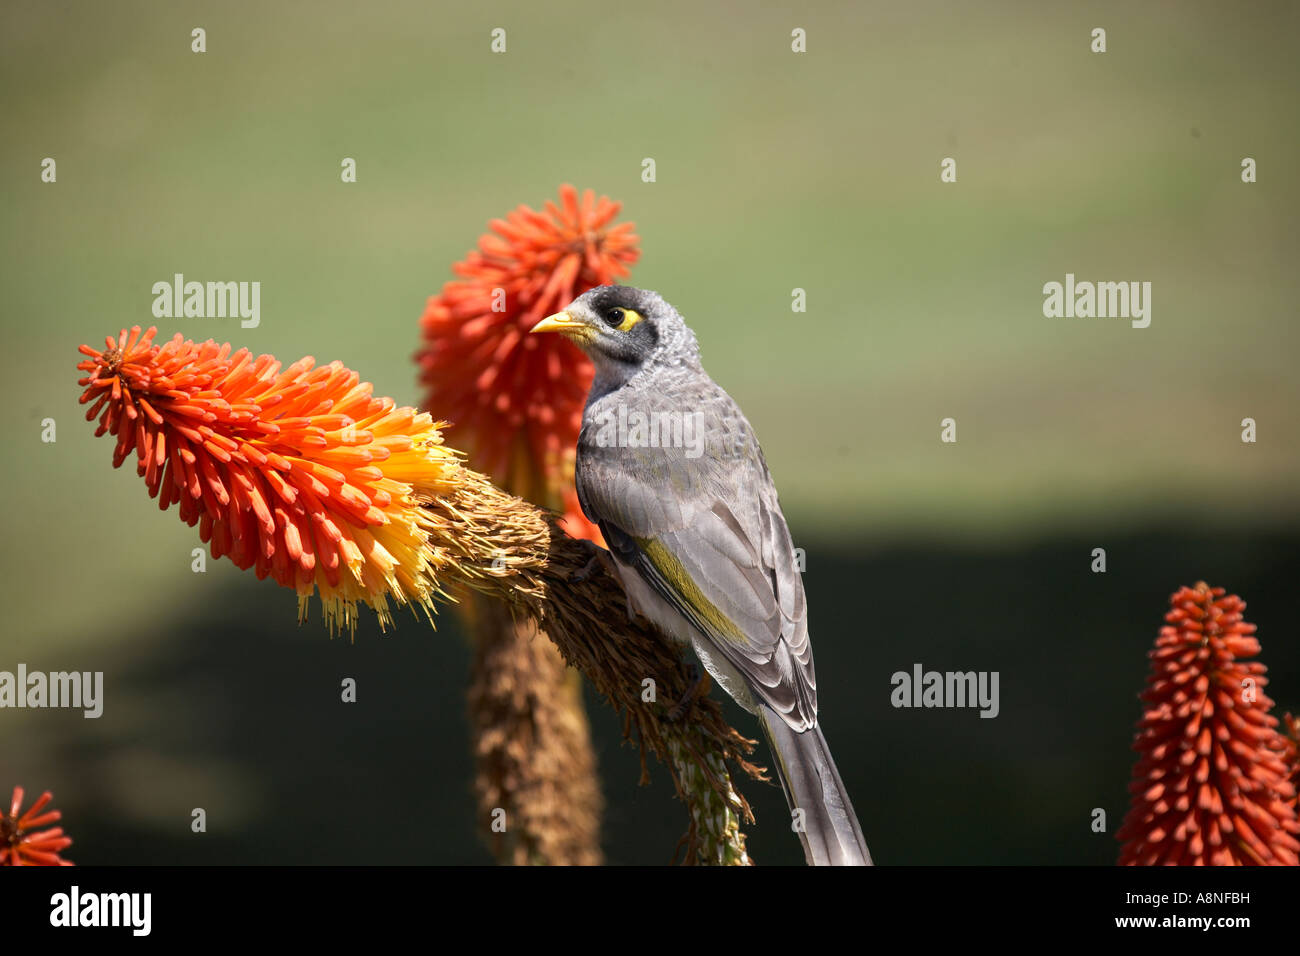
[758,703,872,865]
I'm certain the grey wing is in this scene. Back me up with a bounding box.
[576,416,817,731]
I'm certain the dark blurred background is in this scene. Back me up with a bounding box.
[2,1,1297,864]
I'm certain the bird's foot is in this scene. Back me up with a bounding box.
[667,664,713,721]
[571,539,616,583]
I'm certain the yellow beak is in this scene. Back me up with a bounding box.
[529,311,585,335]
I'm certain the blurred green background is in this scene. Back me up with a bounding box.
[2,1,1297,864]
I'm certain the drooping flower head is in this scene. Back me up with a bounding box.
[415,184,639,540]
[1,788,73,866]
[78,327,462,634]
[1117,582,1300,865]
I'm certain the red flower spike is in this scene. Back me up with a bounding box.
[1,787,74,866]
[78,328,462,635]
[1282,712,1300,815]
[415,184,639,541]
[1117,582,1300,865]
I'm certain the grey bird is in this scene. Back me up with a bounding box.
[531,285,871,866]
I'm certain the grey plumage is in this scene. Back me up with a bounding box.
[759,703,871,865]
[532,285,871,866]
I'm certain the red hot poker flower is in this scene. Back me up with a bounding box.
[1282,712,1300,815]
[1,788,73,866]
[78,327,462,635]
[1117,582,1300,865]
[415,184,639,540]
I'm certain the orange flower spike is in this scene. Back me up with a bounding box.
[78,328,461,635]
[416,184,639,540]
[1117,582,1300,865]
[1,787,73,866]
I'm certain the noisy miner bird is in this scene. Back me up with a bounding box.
[531,285,871,866]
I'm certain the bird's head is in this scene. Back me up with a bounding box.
[529,286,699,384]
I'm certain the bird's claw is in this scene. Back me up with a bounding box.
[667,664,712,721]
[572,540,616,583]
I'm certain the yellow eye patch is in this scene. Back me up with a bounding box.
[612,307,643,332]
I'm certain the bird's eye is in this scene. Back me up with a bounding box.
[602,307,643,331]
